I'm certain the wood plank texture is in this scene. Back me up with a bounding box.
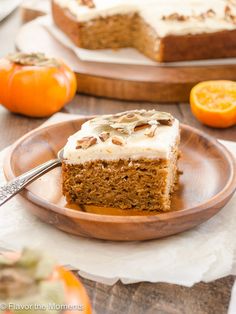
[81,276,234,314]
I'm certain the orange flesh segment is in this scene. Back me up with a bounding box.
[194,82,236,112]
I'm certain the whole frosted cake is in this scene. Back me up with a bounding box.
[62,110,180,212]
[52,0,236,62]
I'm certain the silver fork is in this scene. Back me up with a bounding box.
[0,149,64,206]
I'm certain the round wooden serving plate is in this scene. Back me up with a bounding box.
[16,19,236,103]
[4,117,236,241]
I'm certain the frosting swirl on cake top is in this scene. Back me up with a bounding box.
[63,110,180,164]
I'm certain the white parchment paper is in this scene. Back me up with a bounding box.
[0,0,21,22]
[0,113,236,288]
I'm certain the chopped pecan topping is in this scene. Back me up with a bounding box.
[225,5,236,23]
[158,119,173,126]
[89,110,174,135]
[144,125,158,137]
[76,136,97,149]
[116,128,129,134]
[162,13,189,21]
[117,112,139,123]
[198,9,216,20]
[206,9,216,17]
[112,136,124,146]
[99,132,110,142]
[162,9,216,22]
[225,5,231,15]
[78,0,95,8]
[134,124,150,132]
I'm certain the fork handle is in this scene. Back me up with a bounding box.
[0,159,61,206]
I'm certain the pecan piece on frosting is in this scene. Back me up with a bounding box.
[158,119,173,126]
[134,124,150,132]
[225,5,236,23]
[89,110,174,136]
[205,9,216,17]
[163,9,216,22]
[144,125,158,137]
[117,112,139,123]
[162,13,189,21]
[112,136,124,146]
[198,9,216,20]
[78,0,95,9]
[76,136,97,149]
[99,132,110,142]
[225,5,231,16]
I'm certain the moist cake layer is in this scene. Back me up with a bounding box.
[62,110,180,212]
[62,154,179,211]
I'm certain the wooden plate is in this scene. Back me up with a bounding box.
[16,19,236,103]
[4,117,236,241]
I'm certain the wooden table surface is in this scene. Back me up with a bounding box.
[1,8,236,314]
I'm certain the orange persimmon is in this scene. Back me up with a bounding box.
[1,250,92,314]
[3,267,92,314]
[0,52,77,117]
[190,80,236,128]
[54,266,92,314]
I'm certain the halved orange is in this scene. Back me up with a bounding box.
[190,80,236,128]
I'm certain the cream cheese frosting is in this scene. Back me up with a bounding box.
[55,0,137,21]
[63,110,180,164]
[54,0,236,37]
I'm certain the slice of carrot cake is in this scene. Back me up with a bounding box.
[52,0,236,62]
[62,110,180,212]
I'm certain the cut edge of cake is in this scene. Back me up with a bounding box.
[52,0,236,62]
[62,110,180,212]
